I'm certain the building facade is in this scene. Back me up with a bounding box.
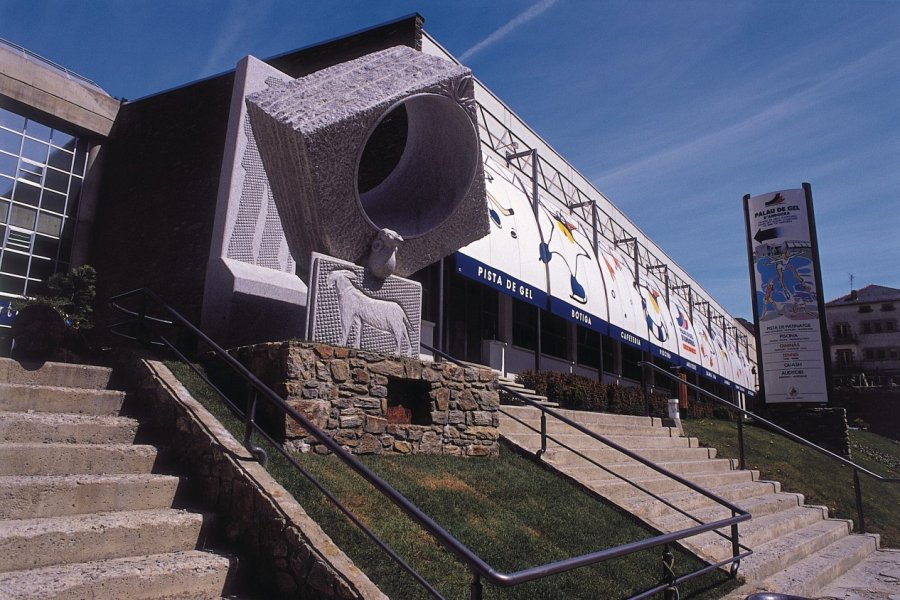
[0,15,758,404]
[826,284,900,387]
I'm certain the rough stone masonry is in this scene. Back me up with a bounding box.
[230,342,500,457]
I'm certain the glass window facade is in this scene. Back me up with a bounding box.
[0,107,87,302]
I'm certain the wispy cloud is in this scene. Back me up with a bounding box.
[459,0,559,62]
[591,38,900,191]
[199,2,269,78]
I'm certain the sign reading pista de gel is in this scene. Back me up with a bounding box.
[743,186,830,404]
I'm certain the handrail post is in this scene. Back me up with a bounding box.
[244,389,268,467]
[853,469,866,533]
[730,518,740,577]
[736,413,746,471]
[662,544,677,600]
[537,411,547,458]
[470,571,483,600]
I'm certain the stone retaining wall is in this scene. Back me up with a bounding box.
[230,342,500,457]
[128,356,386,600]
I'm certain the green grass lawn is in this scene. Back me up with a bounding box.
[682,418,900,548]
[166,361,739,599]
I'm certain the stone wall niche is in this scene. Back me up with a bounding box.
[230,342,500,458]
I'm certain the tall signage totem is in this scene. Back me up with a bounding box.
[743,184,832,404]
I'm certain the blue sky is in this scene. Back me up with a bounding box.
[2,0,897,319]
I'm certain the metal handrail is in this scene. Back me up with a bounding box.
[0,37,106,91]
[426,345,752,558]
[640,360,900,534]
[109,288,749,599]
[496,397,749,548]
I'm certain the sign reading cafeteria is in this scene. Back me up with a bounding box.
[743,187,829,403]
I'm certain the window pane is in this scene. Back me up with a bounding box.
[25,120,52,142]
[21,138,48,164]
[9,204,36,229]
[36,212,62,237]
[47,148,74,171]
[51,129,74,148]
[0,201,8,223]
[17,164,43,186]
[32,234,58,258]
[12,181,40,206]
[27,256,52,281]
[0,176,13,200]
[43,168,69,195]
[0,152,17,177]
[1,251,29,277]
[67,176,82,204]
[0,274,26,295]
[40,189,66,214]
[0,109,26,132]
[72,146,87,174]
[0,129,22,155]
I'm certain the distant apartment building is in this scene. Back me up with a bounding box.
[826,284,900,386]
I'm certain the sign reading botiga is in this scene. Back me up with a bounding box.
[743,186,831,404]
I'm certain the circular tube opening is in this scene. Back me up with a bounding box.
[356,93,479,239]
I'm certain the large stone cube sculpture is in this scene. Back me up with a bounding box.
[245,45,488,280]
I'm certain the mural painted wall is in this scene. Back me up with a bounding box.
[536,196,608,333]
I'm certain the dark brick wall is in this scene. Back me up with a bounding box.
[92,75,233,326]
[831,389,900,442]
[763,405,851,457]
[90,15,423,328]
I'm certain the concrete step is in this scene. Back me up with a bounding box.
[652,491,805,534]
[0,383,125,415]
[0,550,235,600]
[619,480,782,520]
[819,546,900,599]
[585,469,759,500]
[499,415,676,437]
[736,518,852,582]
[760,532,880,598]
[541,444,715,466]
[502,405,659,428]
[0,411,139,444]
[0,474,182,519]
[0,358,112,390]
[0,508,209,572]
[503,431,699,450]
[0,443,159,476]
[690,506,832,560]
[556,457,737,484]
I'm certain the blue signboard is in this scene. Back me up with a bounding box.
[549,296,608,334]
[456,253,548,309]
[650,343,680,365]
[0,300,18,326]
[609,323,647,351]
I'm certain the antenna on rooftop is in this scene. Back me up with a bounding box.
[849,273,855,293]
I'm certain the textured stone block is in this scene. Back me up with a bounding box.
[306,253,421,358]
[246,46,488,279]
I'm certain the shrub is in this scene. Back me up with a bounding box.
[15,265,96,329]
[516,370,608,412]
[515,370,672,417]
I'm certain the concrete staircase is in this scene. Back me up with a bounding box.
[0,358,237,599]
[499,402,899,598]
